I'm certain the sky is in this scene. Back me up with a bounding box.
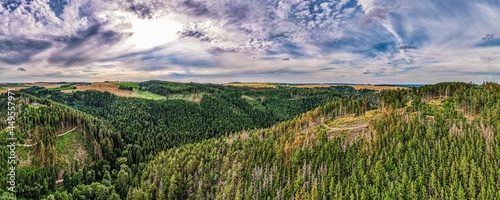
[0,0,499,84]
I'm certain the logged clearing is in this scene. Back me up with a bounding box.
[168,93,204,103]
[62,82,134,97]
[225,83,277,88]
[56,129,92,170]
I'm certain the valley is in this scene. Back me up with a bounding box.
[0,81,498,199]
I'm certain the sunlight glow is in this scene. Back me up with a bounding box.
[126,16,183,50]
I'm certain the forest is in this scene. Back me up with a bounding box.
[0,81,499,199]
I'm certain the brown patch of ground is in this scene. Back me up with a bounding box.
[62,82,134,97]
[324,109,382,143]
[0,86,30,93]
[18,153,32,167]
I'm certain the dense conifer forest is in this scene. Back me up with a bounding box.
[0,81,499,199]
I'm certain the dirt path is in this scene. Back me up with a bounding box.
[18,126,78,147]
[56,126,78,137]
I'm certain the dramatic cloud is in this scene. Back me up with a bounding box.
[0,0,499,83]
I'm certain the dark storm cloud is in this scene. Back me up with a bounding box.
[180,0,210,16]
[48,24,123,66]
[225,3,250,23]
[107,46,166,61]
[128,2,153,19]
[52,24,101,49]
[47,54,87,66]
[178,30,211,41]
[1,0,500,83]
[161,67,311,80]
[208,47,238,54]
[0,37,52,64]
[142,65,170,72]
[166,53,216,68]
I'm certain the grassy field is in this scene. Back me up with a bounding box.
[56,129,92,169]
[48,85,77,91]
[242,95,266,111]
[112,82,139,88]
[132,89,167,100]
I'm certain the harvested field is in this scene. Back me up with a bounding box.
[225,83,276,88]
[27,83,65,89]
[62,82,134,97]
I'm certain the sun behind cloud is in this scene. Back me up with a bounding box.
[125,16,184,50]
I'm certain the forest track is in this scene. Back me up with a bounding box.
[56,126,79,137]
[18,126,79,147]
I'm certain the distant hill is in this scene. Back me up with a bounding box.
[130,82,500,199]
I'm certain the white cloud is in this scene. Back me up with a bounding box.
[0,0,499,84]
